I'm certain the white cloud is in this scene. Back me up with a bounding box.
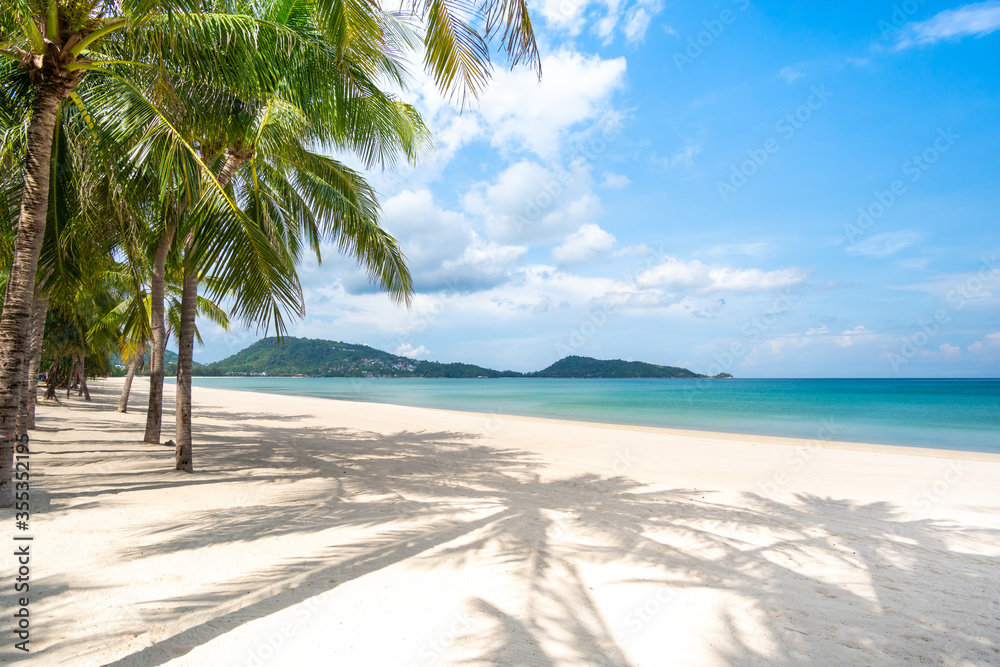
[365,189,527,292]
[623,5,653,44]
[394,343,431,357]
[537,0,589,34]
[968,332,1000,352]
[536,0,664,44]
[636,258,810,294]
[939,343,962,358]
[835,325,874,347]
[440,233,529,284]
[846,230,922,257]
[779,66,804,83]
[600,171,631,189]
[896,0,1000,48]
[389,49,626,171]
[552,224,617,264]
[464,159,602,244]
[478,50,627,158]
[897,267,1000,303]
[652,144,701,169]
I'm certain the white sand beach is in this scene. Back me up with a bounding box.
[3,377,1000,666]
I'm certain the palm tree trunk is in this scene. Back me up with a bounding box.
[24,290,50,429]
[174,267,197,472]
[13,293,39,436]
[144,225,174,443]
[117,356,139,413]
[173,152,244,472]
[79,357,91,401]
[0,85,64,506]
[66,356,76,399]
[43,360,59,401]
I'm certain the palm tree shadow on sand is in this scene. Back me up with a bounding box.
[27,385,1000,666]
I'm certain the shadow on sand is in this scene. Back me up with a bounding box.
[15,381,1000,666]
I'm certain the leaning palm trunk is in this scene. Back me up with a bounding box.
[144,227,174,443]
[117,356,139,413]
[13,291,43,436]
[43,360,61,401]
[23,290,50,430]
[66,356,77,399]
[0,86,66,506]
[174,153,244,472]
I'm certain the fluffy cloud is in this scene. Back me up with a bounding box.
[535,0,663,44]
[896,1,1000,49]
[636,258,809,294]
[478,51,627,158]
[463,159,602,243]
[940,343,962,358]
[600,171,631,189]
[361,189,527,292]
[968,331,1000,352]
[835,325,875,348]
[394,343,431,357]
[440,234,529,287]
[623,3,657,44]
[552,224,617,264]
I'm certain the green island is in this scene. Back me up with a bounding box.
[174,337,734,379]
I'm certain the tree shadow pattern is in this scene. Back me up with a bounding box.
[9,381,1000,666]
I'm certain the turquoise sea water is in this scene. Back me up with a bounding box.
[184,377,1000,454]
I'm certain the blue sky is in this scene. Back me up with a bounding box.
[193,0,1000,377]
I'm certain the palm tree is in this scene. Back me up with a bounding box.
[1,0,542,489]
[0,2,118,460]
[89,275,232,414]
[0,0,310,504]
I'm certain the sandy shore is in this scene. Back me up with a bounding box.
[2,377,999,666]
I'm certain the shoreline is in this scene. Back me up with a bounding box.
[161,376,1000,461]
[8,377,1000,665]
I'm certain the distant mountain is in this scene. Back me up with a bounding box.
[195,337,519,378]
[532,355,708,379]
[190,337,731,379]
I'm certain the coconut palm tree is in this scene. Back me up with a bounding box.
[0,0,329,504]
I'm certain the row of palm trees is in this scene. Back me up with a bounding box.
[0,0,539,505]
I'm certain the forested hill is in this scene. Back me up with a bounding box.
[531,356,725,379]
[194,337,520,378]
[191,337,730,379]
